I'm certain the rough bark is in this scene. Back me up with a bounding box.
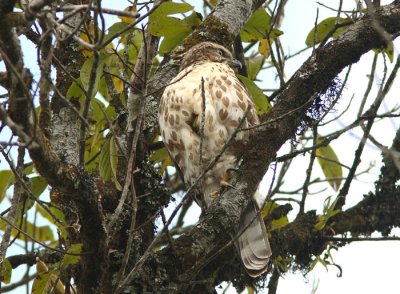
[130,1,400,291]
[1,1,400,293]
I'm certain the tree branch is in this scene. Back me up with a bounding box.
[133,1,400,290]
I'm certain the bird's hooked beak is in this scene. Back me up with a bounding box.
[228,59,242,70]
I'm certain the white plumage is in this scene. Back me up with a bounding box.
[159,42,271,277]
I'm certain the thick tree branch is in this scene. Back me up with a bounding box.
[0,2,109,293]
[133,1,400,290]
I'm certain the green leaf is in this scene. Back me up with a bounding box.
[237,75,271,114]
[32,270,64,294]
[109,136,121,190]
[261,201,289,231]
[209,0,218,6]
[85,145,101,172]
[149,16,191,37]
[90,98,106,124]
[150,147,169,163]
[1,258,12,284]
[316,137,343,191]
[118,5,137,24]
[18,176,48,215]
[315,196,341,230]
[148,2,194,54]
[373,42,394,62]
[30,176,47,198]
[0,219,54,242]
[106,105,117,121]
[323,195,341,217]
[157,11,201,55]
[99,138,112,182]
[246,55,265,80]
[33,224,55,242]
[117,30,144,59]
[50,274,65,294]
[159,27,192,55]
[80,55,106,93]
[126,44,140,63]
[257,28,283,57]
[104,22,130,44]
[305,17,350,47]
[62,243,82,268]
[317,256,328,271]
[99,136,121,190]
[258,39,272,57]
[247,286,255,294]
[66,78,85,100]
[150,147,173,176]
[0,170,14,202]
[385,43,394,62]
[183,11,202,28]
[83,122,104,172]
[241,8,270,41]
[36,204,65,224]
[24,164,34,175]
[157,11,203,55]
[36,204,67,239]
[271,214,289,231]
[104,54,125,94]
[315,215,327,231]
[98,77,110,101]
[151,2,193,19]
[308,256,328,273]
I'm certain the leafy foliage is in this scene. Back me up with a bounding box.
[149,2,199,55]
[316,137,343,191]
[305,17,351,46]
[240,8,283,57]
[0,170,14,202]
[1,258,12,284]
[99,136,121,190]
[315,196,341,231]
[32,259,65,294]
[1,1,399,293]
[237,75,271,114]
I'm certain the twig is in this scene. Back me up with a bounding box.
[0,149,66,227]
[0,147,25,289]
[97,102,127,159]
[300,125,318,213]
[336,55,400,209]
[267,266,280,294]
[358,53,378,117]
[99,2,162,50]
[79,50,100,165]
[115,108,252,294]
[57,4,140,18]
[0,107,36,147]
[199,77,206,165]
[0,215,87,256]
[1,273,36,292]
[325,236,400,242]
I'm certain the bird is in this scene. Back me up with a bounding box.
[158,41,271,277]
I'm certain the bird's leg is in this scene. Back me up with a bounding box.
[220,168,239,190]
[209,168,239,198]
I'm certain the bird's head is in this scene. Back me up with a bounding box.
[179,42,242,71]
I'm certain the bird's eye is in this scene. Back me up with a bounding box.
[218,50,224,56]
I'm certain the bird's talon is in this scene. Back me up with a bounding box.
[209,191,220,198]
[220,180,237,190]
